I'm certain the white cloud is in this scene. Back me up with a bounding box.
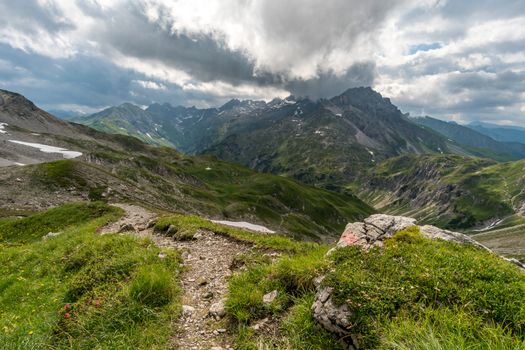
[0,0,524,124]
[132,79,167,90]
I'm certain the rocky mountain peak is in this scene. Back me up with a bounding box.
[0,89,39,112]
[331,86,398,114]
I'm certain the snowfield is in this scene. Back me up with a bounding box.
[210,220,275,233]
[8,140,83,159]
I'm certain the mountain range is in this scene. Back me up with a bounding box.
[3,86,525,349]
[0,89,373,241]
[413,116,525,161]
[75,88,478,189]
[3,87,525,253]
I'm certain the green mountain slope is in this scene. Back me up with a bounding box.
[413,116,525,161]
[0,89,373,241]
[76,88,477,191]
[74,103,174,147]
[357,154,525,254]
[204,88,467,189]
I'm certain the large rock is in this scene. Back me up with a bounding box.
[314,214,494,349]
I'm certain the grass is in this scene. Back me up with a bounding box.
[225,225,525,349]
[33,160,87,188]
[224,238,342,349]
[155,213,319,253]
[324,226,525,349]
[23,144,373,242]
[0,202,181,349]
[0,201,121,243]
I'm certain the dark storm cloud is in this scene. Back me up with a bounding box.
[0,43,244,112]
[285,62,377,99]
[0,0,523,124]
[93,4,264,86]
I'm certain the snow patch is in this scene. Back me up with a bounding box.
[14,162,26,166]
[210,220,275,233]
[8,140,82,159]
[0,122,7,134]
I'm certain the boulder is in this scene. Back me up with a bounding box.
[182,305,195,317]
[42,231,61,240]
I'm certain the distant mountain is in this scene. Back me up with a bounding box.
[76,87,478,190]
[203,88,469,189]
[413,116,525,161]
[467,121,525,145]
[74,103,174,147]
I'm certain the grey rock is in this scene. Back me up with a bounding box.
[182,305,195,317]
[166,224,177,235]
[118,223,135,233]
[146,219,157,228]
[262,290,278,305]
[42,231,60,240]
[209,299,226,320]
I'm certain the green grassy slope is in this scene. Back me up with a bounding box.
[359,155,523,227]
[222,224,525,349]
[0,203,181,349]
[2,129,373,241]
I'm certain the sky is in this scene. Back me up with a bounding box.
[0,0,524,125]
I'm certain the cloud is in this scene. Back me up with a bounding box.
[0,0,523,125]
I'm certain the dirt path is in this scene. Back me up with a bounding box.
[100,203,254,350]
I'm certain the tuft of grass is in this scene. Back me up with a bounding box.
[0,202,181,349]
[130,265,176,307]
[33,160,87,188]
[226,244,337,348]
[381,307,525,350]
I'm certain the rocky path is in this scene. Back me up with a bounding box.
[100,203,254,350]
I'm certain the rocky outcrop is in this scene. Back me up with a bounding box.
[332,214,488,252]
[313,214,494,349]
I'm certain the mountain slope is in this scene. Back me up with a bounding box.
[468,121,525,145]
[75,103,174,147]
[0,89,373,241]
[77,88,477,190]
[357,154,525,240]
[205,88,468,189]
[413,116,525,161]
